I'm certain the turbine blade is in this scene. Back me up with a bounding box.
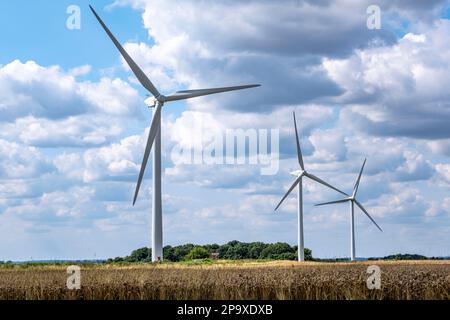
[355,200,383,232]
[293,112,304,170]
[89,5,160,97]
[274,176,302,211]
[315,198,349,207]
[353,158,367,197]
[165,84,260,102]
[133,104,162,205]
[305,173,348,196]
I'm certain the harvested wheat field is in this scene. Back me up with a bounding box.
[0,260,449,300]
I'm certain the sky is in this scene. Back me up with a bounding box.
[1,0,450,261]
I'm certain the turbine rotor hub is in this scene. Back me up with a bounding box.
[156,94,166,103]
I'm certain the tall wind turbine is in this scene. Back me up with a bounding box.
[90,6,260,262]
[315,159,383,261]
[275,112,347,261]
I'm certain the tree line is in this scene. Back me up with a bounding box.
[106,240,313,263]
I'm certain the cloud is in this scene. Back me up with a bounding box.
[163,106,335,187]
[120,0,398,57]
[435,163,450,185]
[2,186,113,225]
[309,128,347,162]
[81,134,144,183]
[394,150,434,182]
[0,60,145,151]
[0,139,53,179]
[111,0,445,114]
[427,138,450,157]
[369,186,431,223]
[68,65,92,77]
[425,199,450,218]
[380,0,447,22]
[0,60,87,121]
[79,77,142,116]
[0,59,153,184]
[323,21,450,140]
[0,116,123,148]
[110,0,400,112]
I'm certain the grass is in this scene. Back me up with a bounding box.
[0,260,449,300]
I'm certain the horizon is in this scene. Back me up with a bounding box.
[3,240,449,263]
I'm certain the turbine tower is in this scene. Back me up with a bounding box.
[90,6,260,262]
[275,112,346,261]
[315,159,383,261]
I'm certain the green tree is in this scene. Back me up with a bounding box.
[173,244,196,261]
[303,248,312,261]
[218,244,231,258]
[223,243,250,259]
[260,242,294,259]
[110,241,313,263]
[248,242,267,259]
[227,240,240,247]
[163,246,176,261]
[203,244,220,252]
[125,247,150,262]
[186,247,210,260]
[277,252,297,260]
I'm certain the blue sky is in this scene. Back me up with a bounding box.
[0,1,146,71]
[1,0,450,261]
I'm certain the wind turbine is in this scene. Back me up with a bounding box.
[90,5,260,262]
[275,112,347,261]
[315,159,383,261]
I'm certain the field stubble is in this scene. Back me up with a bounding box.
[0,260,449,300]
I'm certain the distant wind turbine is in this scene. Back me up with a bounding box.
[275,112,347,261]
[90,5,260,262]
[315,159,383,261]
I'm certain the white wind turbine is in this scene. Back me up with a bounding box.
[90,6,260,262]
[315,159,383,261]
[275,112,347,261]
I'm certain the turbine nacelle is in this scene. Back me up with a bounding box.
[290,170,304,177]
[145,95,166,107]
[144,96,158,107]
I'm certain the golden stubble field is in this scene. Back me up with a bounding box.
[0,260,449,300]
